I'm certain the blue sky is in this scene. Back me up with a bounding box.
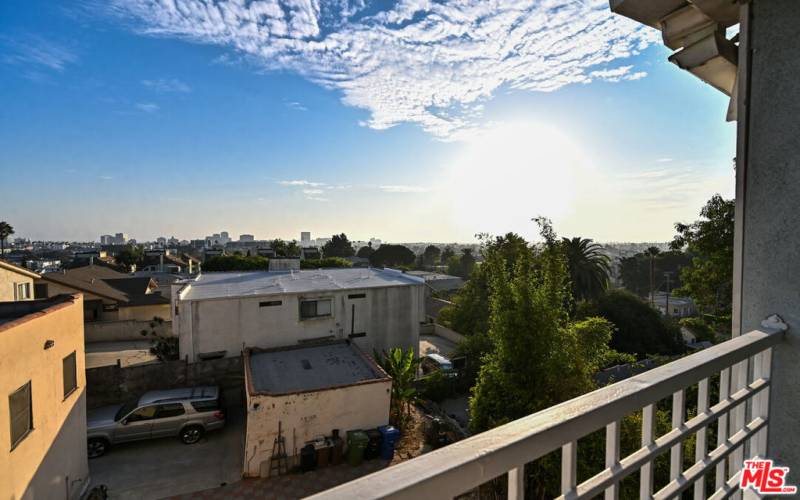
[0,0,735,243]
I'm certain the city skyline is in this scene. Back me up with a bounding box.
[1,1,735,243]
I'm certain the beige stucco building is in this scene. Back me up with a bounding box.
[173,268,425,362]
[0,260,39,302]
[243,341,392,477]
[0,294,89,500]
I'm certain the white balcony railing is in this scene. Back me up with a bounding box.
[310,322,786,500]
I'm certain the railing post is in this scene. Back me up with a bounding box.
[751,348,772,458]
[640,404,656,499]
[561,441,577,496]
[716,367,731,491]
[694,378,710,500]
[508,466,525,500]
[730,358,749,500]
[670,389,686,480]
[605,421,621,500]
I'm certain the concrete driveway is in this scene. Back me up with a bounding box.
[89,407,244,499]
[85,341,159,369]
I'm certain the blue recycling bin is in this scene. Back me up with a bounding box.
[378,425,400,460]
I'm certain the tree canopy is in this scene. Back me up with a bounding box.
[0,221,14,255]
[369,244,415,268]
[446,248,476,278]
[422,245,441,267]
[619,249,691,298]
[670,194,734,316]
[299,257,352,269]
[270,239,300,258]
[321,233,355,258]
[203,255,268,271]
[356,244,374,259]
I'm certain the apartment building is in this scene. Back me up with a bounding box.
[172,267,425,362]
[0,260,39,301]
[0,294,89,499]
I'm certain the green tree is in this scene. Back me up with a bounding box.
[671,194,734,316]
[369,244,415,268]
[440,246,455,264]
[203,255,268,271]
[374,347,419,429]
[562,237,610,302]
[356,244,374,259]
[271,239,301,258]
[299,257,352,269]
[619,249,691,298]
[469,220,622,434]
[116,246,144,271]
[586,289,684,357]
[321,233,355,257]
[422,245,441,267]
[0,221,14,256]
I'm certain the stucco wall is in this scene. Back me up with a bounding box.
[742,0,800,471]
[243,380,392,477]
[0,296,89,500]
[178,284,424,362]
[0,267,35,301]
[85,318,173,343]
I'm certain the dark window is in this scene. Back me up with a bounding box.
[125,405,158,422]
[299,299,332,319]
[9,382,32,450]
[259,300,282,307]
[348,293,366,299]
[190,400,220,412]
[155,403,186,419]
[62,352,77,398]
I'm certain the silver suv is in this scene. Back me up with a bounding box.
[87,386,225,458]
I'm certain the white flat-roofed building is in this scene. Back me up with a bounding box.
[172,268,425,362]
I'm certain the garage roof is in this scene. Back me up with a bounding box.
[181,267,423,301]
[246,341,390,396]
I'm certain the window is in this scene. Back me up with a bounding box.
[125,405,158,422]
[299,299,332,319]
[348,293,366,299]
[191,400,220,412]
[259,300,282,307]
[13,283,31,300]
[9,382,32,450]
[155,403,186,419]
[62,352,77,398]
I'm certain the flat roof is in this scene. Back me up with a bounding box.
[247,341,388,395]
[182,267,423,301]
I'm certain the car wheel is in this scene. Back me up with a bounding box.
[180,426,204,444]
[88,438,109,458]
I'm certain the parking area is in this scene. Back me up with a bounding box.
[419,334,458,357]
[89,406,244,499]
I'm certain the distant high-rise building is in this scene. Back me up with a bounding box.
[240,234,255,242]
[114,233,128,244]
[100,234,113,245]
[301,231,312,246]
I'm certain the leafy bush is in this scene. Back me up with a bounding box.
[679,317,717,343]
[300,257,352,269]
[203,255,268,271]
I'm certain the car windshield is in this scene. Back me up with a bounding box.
[115,399,139,421]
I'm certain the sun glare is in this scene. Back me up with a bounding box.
[445,121,592,239]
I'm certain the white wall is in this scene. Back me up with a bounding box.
[243,380,392,477]
[177,284,424,362]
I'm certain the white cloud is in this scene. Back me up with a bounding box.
[657,158,674,163]
[302,188,324,195]
[108,0,658,139]
[135,102,160,113]
[279,179,325,187]
[1,34,77,72]
[379,185,428,193]
[142,77,192,92]
[285,101,308,111]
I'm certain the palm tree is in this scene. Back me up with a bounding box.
[562,237,611,302]
[0,221,14,257]
[644,246,661,306]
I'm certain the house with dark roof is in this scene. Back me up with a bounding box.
[36,265,170,323]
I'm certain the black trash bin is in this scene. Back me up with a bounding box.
[364,428,382,460]
[300,443,317,472]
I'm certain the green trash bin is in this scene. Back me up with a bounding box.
[346,430,369,466]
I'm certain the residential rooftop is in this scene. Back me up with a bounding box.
[181,267,424,301]
[0,294,79,329]
[246,341,388,396]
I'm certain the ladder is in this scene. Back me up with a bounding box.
[269,421,289,477]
